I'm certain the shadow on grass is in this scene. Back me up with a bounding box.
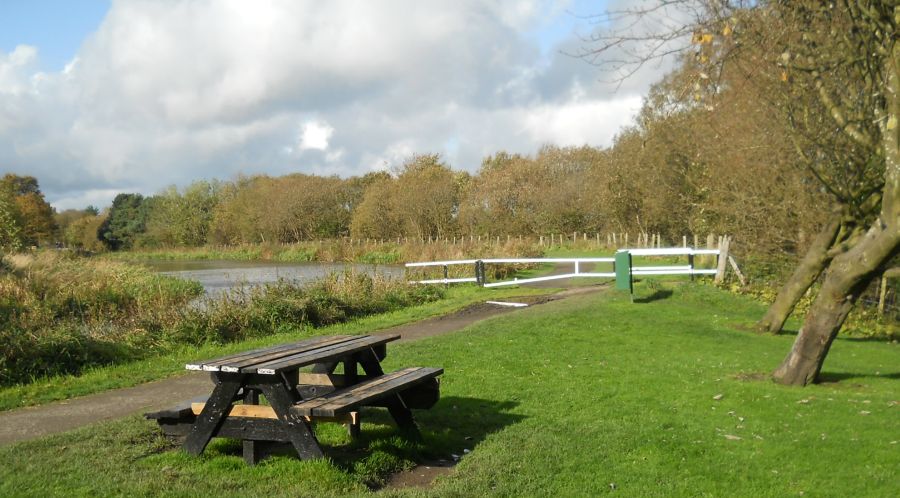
[327,396,525,488]
[838,335,900,343]
[196,396,524,461]
[748,330,896,342]
[733,370,899,385]
[634,289,674,303]
[346,396,525,457]
[816,371,900,383]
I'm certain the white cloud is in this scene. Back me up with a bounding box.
[521,96,643,146]
[51,188,127,211]
[0,0,671,209]
[299,121,334,151]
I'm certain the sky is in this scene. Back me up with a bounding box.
[0,0,678,210]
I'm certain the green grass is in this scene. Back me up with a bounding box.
[0,285,547,411]
[1,282,897,496]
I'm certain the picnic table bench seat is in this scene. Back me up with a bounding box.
[291,366,443,417]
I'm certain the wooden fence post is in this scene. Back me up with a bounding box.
[715,236,730,284]
[728,254,747,286]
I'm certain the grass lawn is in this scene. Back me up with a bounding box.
[1,282,897,497]
[0,285,547,411]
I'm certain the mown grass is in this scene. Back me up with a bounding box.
[0,284,548,411]
[1,282,896,497]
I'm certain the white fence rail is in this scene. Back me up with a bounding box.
[405,247,725,287]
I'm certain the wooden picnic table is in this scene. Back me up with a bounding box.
[147,334,442,464]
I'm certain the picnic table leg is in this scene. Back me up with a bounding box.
[357,349,420,438]
[344,357,360,438]
[310,361,338,374]
[242,389,265,465]
[259,383,324,460]
[183,376,243,456]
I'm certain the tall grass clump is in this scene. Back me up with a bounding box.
[168,271,443,346]
[111,238,547,284]
[106,237,547,271]
[0,251,202,385]
[0,252,444,387]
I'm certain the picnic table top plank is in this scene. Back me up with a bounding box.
[292,367,443,417]
[216,336,357,372]
[248,334,401,375]
[185,335,355,372]
[192,335,340,365]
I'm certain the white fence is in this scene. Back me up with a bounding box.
[405,247,725,287]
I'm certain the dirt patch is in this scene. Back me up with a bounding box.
[382,459,456,490]
[732,372,770,382]
[731,322,764,334]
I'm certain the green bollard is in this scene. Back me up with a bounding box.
[615,251,633,301]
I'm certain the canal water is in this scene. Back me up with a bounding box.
[142,260,405,298]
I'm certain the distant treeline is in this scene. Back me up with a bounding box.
[2,44,828,258]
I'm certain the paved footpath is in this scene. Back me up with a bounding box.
[0,285,602,446]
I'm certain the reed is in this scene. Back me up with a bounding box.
[0,252,442,386]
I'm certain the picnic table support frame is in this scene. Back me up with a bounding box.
[182,372,324,463]
[258,382,324,461]
[358,349,420,438]
[183,377,243,456]
[308,358,363,438]
[242,389,263,464]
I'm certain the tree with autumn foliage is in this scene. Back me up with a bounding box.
[0,174,55,246]
[581,0,899,385]
[0,189,22,251]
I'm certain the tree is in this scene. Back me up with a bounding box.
[64,212,107,251]
[458,151,540,235]
[144,181,221,247]
[350,175,402,239]
[581,1,899,385]
[392,154,460,239]
[0,191,22,251]
[0,174,55,246]
[54,208,98,245]
[99,193,152,250]
[762,2,897,385]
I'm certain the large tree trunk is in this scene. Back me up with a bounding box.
[756,214,843,334]
[772,224,898,385]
